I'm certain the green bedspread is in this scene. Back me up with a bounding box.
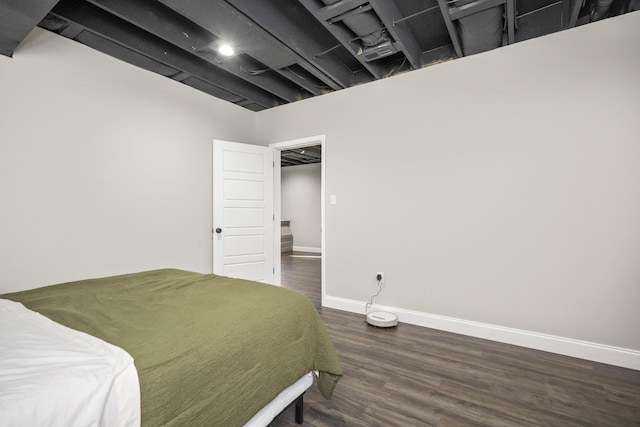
[2,269,342,426]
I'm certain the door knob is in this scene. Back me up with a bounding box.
[215,228,222,234]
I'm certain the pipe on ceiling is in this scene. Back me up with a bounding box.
[455,0,504,56]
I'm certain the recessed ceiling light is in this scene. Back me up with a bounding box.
[218,44,235,56]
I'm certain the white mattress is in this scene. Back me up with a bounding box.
[244,371,314,427]
[0,299,141,427]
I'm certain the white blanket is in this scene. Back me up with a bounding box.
[0,299,140,427]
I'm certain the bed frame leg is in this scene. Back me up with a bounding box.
[294,393,304,424]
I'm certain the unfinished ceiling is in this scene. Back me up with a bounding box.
[2,1,638,111]
[281,145,321,167]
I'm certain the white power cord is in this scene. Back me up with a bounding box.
[365,278,383,316]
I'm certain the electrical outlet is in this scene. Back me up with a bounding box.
[376,272,384,286]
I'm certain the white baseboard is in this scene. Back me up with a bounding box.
[323,295,640,371]
[292,246,321,254]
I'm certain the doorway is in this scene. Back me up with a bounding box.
[270,135,325,307]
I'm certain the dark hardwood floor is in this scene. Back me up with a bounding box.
[280,251,322,310]
[271,252,640,427]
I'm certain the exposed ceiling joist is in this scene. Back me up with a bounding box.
[159,0,341,101]
[86,0,306,104]
[49,0,281,108]
[436,0,464,58]
[0,0,60,56]
[298,0,386,80]
[369,0,423,69]
[2,0,636,111]
[223,0,364,89]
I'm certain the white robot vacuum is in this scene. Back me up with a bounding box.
[366,310,399,328]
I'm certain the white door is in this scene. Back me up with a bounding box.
[213,140,274,284]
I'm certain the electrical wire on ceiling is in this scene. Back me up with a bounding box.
[393,6,441,24]
[517,1,563,19]
[313,44,342,58]
[284,67,333,90]
[240,66,271,75]
[386,57,408,78]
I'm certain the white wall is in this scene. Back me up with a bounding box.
[1,15,638,369]
[256,13,640,366]
[0,28,255,293]
[281,163,321,251]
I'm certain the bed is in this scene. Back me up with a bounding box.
[0,269,342,426]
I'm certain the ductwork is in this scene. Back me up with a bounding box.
[455,0,504,56]
[320,0,397,60]
[591,0,614,20]
[339,9,386,47]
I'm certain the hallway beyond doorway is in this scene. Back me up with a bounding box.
[281,251,321,310]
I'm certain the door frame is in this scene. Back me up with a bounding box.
[269,135,326,305]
